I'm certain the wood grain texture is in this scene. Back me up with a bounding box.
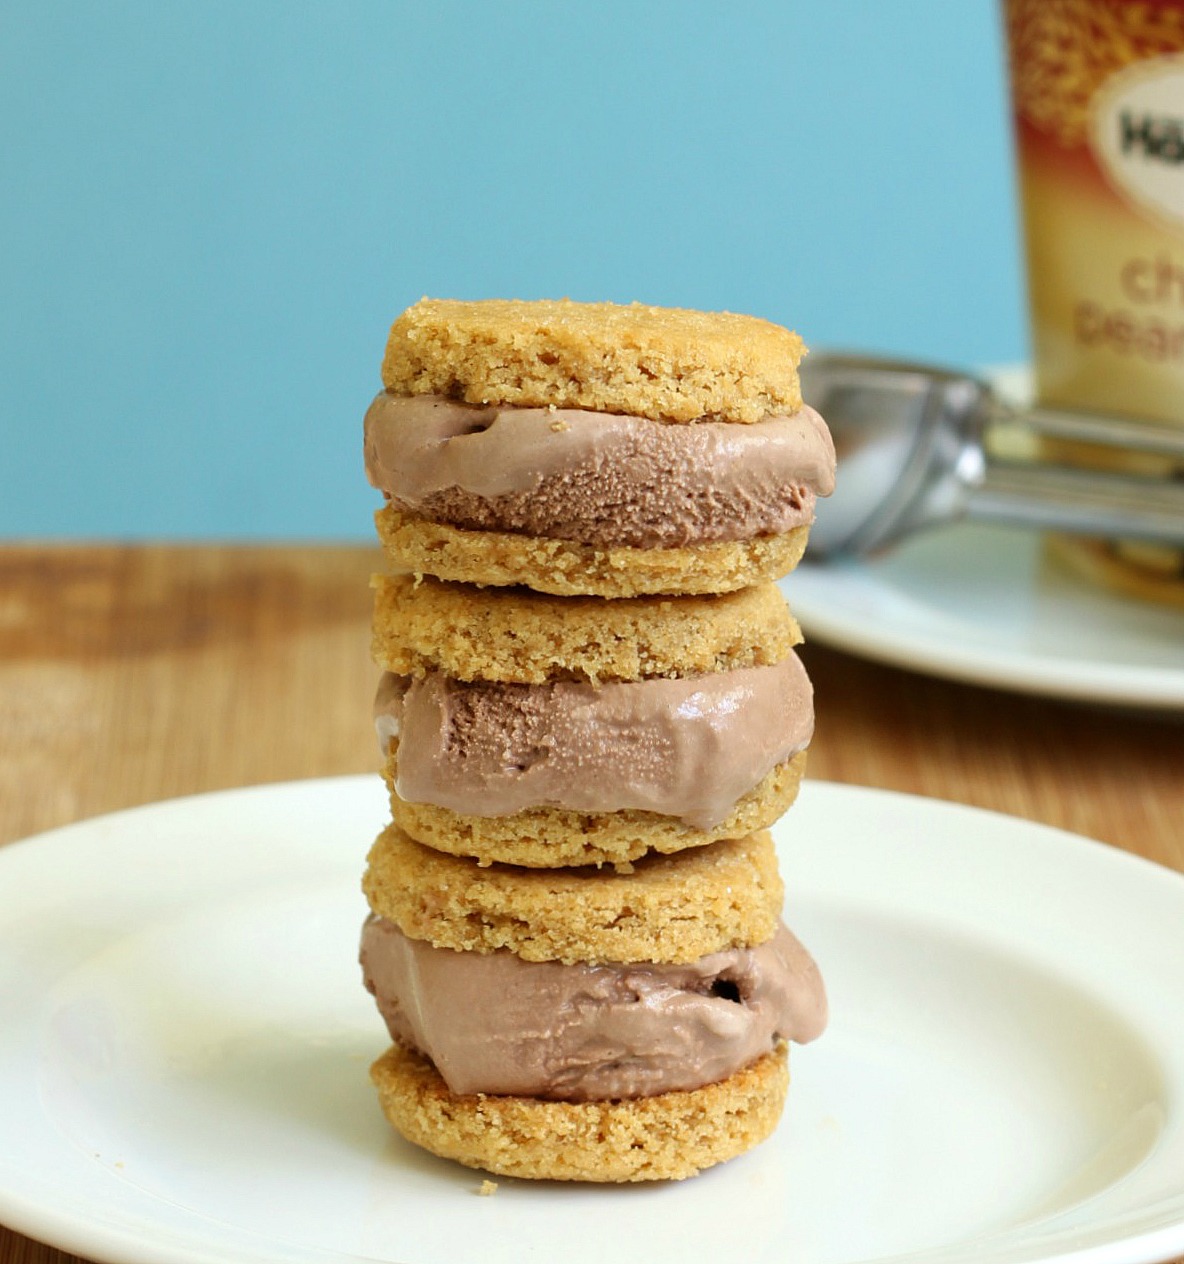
[1,544,1181,1264]
[799,643,1184,873]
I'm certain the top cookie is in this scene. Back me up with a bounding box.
[371,573,801,683]
[363,825,784,965]
[381,298,804,424]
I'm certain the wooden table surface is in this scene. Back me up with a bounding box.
[1,543,1181,1264]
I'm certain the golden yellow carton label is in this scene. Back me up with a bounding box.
[1007,0,1184,426]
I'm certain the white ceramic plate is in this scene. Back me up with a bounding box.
[785,521,1184,708]
[2,776,1183,1264]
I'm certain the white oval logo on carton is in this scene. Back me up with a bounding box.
[1091,53,1184,227]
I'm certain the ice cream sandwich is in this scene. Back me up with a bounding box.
[358,295,832,1185]
[360,827,826,1181]
[365,298,835,597]
[370,573,813,868]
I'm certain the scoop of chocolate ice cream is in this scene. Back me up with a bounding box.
[360,916,827,1101]
[374,655,813,830]
[364,393,835,548]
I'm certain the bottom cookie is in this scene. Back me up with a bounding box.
[375,505,810,597]
[371,1042,789,1182]
[1046,534,1184,611]
[386,751,808,869]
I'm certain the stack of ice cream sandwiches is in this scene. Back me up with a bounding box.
[359,298,835,1182]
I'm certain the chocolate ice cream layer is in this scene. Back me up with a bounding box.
[374,655,813,831]
[364,393,835,549]
[360,917,827,1100]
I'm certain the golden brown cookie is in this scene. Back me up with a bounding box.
[382,298,804,424]
[362,826,783,965]
[370,1042,789,1182]
[375,505,811,598]
[370,572,800,684]
[1038,436,1184,608]
[385,748,807,870]
[1046,535,1184,610]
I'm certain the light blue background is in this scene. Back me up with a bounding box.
[0,1,1024,540]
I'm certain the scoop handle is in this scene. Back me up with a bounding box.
[970,458,1184,544]
[801,354,1184,555]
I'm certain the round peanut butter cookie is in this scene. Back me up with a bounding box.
[385,749,807,870]
[381,298,804,424]
[375,505,811,598]
[1046,535,1184,610]
[362,826,783,965]
[370,572,800,684]
[1037,438,1184,609]
[370,1042,789,1182]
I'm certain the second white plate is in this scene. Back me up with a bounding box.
[784,522,1184,708]
[1,777,1183,1264]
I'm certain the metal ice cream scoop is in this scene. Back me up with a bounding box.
[801,354,1184,558]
